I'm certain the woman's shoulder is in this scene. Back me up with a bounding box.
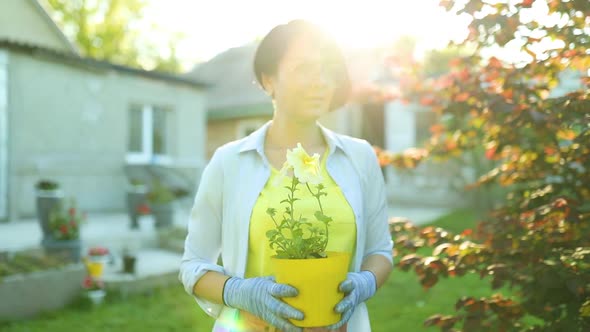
[328,130,380,175]
[330,130,374,156]
[208,135,255,164]
[212,138,243,156]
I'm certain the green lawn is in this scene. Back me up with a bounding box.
[1,208,508,332]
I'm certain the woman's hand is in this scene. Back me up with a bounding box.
[223,276,304,332]
[325,270,377,330]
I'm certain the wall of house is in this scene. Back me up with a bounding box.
[0,0,73,53]
[384,101,469,207]
[0,50,8,220]
[6,52,206,220]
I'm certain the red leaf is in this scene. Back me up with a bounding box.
[421,273,439,289]
[449,58,462,68]
[501,89,514,101]
[455,92,470,102]
[488,56,502,68]
[457,68,470,81]
[544,146,556,155]
[429,124,445,136]
[420,96,436,106]
[485,146,497,160]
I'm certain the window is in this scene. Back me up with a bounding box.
[126,104,174,164]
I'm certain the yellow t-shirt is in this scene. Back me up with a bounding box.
[245,148,357,278]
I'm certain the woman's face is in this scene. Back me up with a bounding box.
[264,35,338,121]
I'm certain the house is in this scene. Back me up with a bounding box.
[0,0,208,222]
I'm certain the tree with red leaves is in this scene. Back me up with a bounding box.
[381,0,589,331]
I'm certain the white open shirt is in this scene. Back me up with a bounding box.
[179,121,394,331]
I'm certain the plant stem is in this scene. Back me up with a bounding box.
[268,214,289,253]
[306,183,324,214]
[306,183,329,252]
[289,177,297,223]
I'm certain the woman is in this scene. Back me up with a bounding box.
[179,20,393,332]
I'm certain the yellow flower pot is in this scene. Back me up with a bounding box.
[83,258,106,278]
[271,251,350,327]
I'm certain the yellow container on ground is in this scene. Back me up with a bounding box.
[84,258,105,278]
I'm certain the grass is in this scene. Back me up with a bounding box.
[1,207,509,332]
[421,207,481,234]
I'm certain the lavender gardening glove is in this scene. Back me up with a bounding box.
[326,270,377,330]
[223,276,304,332]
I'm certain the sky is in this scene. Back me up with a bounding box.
[141,0,472,68]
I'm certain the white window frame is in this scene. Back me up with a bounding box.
[0,50,8,219]
[126,105,172,165]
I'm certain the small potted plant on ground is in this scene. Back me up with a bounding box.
[126,178,149,229]
[84,246,110,278]
[121,247,137,274]
[266,144,350,327]
[42,199,85,262]
[82,275,106,305]
[35,179,64,241]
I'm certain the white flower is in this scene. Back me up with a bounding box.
[284,143,323,185]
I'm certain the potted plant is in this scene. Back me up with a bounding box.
[35,179,64,241]
[42,199,85,263]
[82,275,106,305]
[121,247,137,274]
[126,178,149,229]
[83,246,110,278]
[266,144,350,327]
[147,180,188,228]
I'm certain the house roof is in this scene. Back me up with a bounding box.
[30,0,79,54]
[0,39,209,89]
[185,41,273,119]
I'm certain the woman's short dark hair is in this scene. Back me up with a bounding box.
[253,19,351,111]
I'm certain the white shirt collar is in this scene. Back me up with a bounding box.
[238,120,345,156]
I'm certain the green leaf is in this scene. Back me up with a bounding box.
[314,211,332,223]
